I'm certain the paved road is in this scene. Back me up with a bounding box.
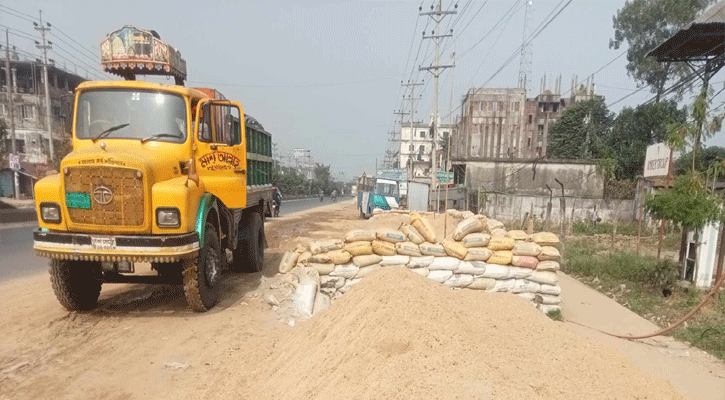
[0,197,340,282]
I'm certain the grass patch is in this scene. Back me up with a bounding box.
[566,240,725,360]
[572,221,640,236]
[546,309,563,322]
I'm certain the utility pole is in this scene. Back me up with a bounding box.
[401,79,423,180]
[4,30,19,199]
[518,0,534,92]
[34,10,54,162]
[420,0,456,211]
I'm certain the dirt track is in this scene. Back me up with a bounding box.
[1,200,724,400]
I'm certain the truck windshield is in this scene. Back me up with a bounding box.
[75,89,187,143]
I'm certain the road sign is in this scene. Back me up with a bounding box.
[644,143,673,178]
[293,148,308,159]
[436,170,453,183]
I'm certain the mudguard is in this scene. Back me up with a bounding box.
[195,193,218,247]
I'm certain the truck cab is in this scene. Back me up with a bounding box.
[33,26,272,312]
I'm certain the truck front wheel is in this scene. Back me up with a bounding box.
[183,223,221,312]
[49,259,102,311]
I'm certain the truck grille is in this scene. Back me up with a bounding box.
[64,166,145,226]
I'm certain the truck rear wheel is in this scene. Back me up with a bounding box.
[231,212,264,273]
[49,259,102,311]
[183,223,221,312]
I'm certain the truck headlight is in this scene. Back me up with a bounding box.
[156,207,180,228]
[40,202,61,223]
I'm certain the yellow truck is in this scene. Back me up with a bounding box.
[33,26,273,312]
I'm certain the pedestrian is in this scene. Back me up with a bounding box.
[591,205,600,227]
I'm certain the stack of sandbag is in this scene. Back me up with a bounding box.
[278,212,563,315]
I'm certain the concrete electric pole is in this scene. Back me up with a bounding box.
[401,79,423,179]
[34,10,54,162]
[4,30,19,199]
[419,0,455,211]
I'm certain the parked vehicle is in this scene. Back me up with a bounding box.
[357,176,399,218]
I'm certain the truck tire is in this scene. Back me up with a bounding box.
[231,212,264,273]
[183,223,221,312]
[49,259,102,311]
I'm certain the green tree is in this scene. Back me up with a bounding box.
[668,87,724,173]
[438,131,450,166]
[675,146,725,175]
[645,172,722,230]
[610,0,714,101]
[608,101,687,180]
[547,98,614,160]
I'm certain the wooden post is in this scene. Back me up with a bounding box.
[636,176,645,254]
[555,178,567,272]
[657,149,674,261]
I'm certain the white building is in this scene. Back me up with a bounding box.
[399,117,455,180]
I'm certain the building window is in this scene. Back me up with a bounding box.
[52,105,61,121]
[4,139,24,153]
[515,102,520,112]
[0,104,5,115]
[419,131,425,138]
[527,137,532,148]
[528,114,533,124]
[538,124,544,135]
[492,102,497,111]
[21,105,34,120]
[553,103,559,112]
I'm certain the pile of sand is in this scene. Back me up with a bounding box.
[234,267,686,399]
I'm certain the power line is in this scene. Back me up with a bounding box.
[0,4,36,23]
[51,25,98,59]
[458,1,523,60]
[187,76,397,88]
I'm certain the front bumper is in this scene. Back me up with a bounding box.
[33,229,199,263]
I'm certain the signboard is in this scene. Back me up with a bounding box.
[293,148,308,159]
[380,168,405,181]
[436,170,454,183]
[9,154,20,172]
[100,26,187,81]
[644,143,673,178]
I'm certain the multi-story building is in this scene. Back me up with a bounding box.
[399,117,455,180]
[1,56,87,169]
[452,76,598,160]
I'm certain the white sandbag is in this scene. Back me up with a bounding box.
[444,273,474,288]
[535,294,562,305]
[376,228,406,243]
[339,278,362,293]
[381,255,411,266]
[400,224,425,245]
[410,267,430,277]
[453,217,484,241]
[312,292,331,315]
[409,256,435,268]
[355,264,381,279]
[464,247,493,261]
[297,251,312,264]
[310,262,335,276]
[279,251,300,274]
[511,279,541,294]
[310,239,343,255]
[537,260,560,271]
[427,270,453,283]
[507,266,534,279]
[352,254,383,267]
[419,242,447,257]
[454,261,487,276]
[529,270,558,286]
[517,292,537,302]
[488,279,515,292]
[345,229,376,242]
[462,233,491,248]
[395,241,423,257]
[320,275,345,289]
[428,256,461,271]
[292,283,317,318]
[538,284,562,296]
[538,304,562,314]
[538,246,561,261]
[490,228,508,238]
[460,210,475,219]
[479,264,510,279]
[330,263,359,279]
[468,277,496,290]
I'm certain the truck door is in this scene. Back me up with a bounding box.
[194,99,247,208]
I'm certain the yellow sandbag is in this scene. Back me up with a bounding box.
[419,242,446,257]
[372,239,397,256]
[538,246,561,261]
[477,214,489,231]
[309,252,333,264]
[409,211,422,223]
[400,224,425,244]
[506,230,529,241]
[310,239,343,255]
[376,228,406,243]
[490,228,508,238]
[452,217,484,241]
[344,229,376,242]
[462,233,491,248]
[395,241,423,257]
[487,236,515,251]
[442,240,468,260]
[530,231,560,247]
[411,217,437,243]
[536,260,560,271]
[511,255,539,269]
[464,247,493,261]
[512,241,542,256]
[344,241,373,256]
[352,254,383,267]
[488,250,513,265]
[329,250,352,265]
[279,251,300,273]
[297,251,312,264]
[310,262,335,275]
[486,218,504,232]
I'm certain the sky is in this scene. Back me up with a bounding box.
[2,0,725,180]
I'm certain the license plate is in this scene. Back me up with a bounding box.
[91,237,116,250]
[66,192,91,209]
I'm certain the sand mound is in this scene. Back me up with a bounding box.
[236,267,686,400]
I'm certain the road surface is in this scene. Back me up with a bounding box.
[0,197,341,282]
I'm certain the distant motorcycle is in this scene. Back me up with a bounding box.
[272,200,280,217]
[319,194,324,202]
